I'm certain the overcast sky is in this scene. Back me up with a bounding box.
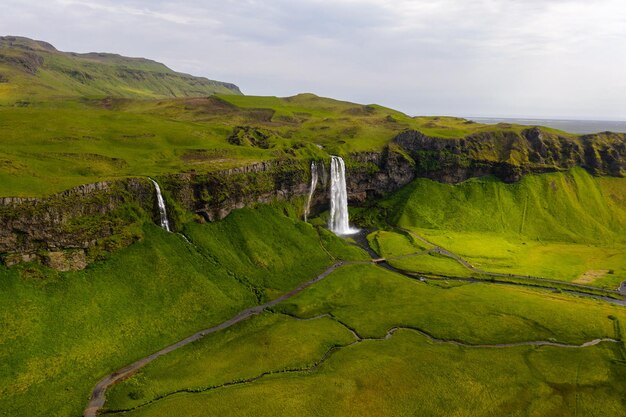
[3,0,626,119]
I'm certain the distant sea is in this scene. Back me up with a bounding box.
[469,117,626,135]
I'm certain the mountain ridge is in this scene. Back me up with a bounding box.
[0,35,242,101]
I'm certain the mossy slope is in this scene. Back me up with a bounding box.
[384,167,626,244]
[0,207,355,417]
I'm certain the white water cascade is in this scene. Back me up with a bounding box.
[148,178,171,232]
[304,161,319,222]
[328,156,358,235]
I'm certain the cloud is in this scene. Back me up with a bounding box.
[55,0,220,26]
[1,0,625,119]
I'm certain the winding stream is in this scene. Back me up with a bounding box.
[103,310,620,415]
[84,229,625,416]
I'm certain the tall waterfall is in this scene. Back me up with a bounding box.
[328,156,358,235]
[304,161,318,222]
[148,178,171,232]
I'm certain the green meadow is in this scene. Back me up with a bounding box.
[371,168,626,289]
[105,264,626,416]
[0,91,578,197]
[0,208,360,417]
[117,332,625,417]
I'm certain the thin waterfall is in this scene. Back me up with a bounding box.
[328,156,358,235]
[304,161,318,222]
[148,178,171,232]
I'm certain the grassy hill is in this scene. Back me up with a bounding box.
[371,168,626,288]
[384,167,626,243]
[0,90,597,197]
[0,36,241,104]
[0,206,365,417]
[1,37,625,417]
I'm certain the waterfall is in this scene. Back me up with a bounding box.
[148,178,171,232]
[304,161,318,222]
[328,156,358,235]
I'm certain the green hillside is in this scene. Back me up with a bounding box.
[0,36,241,104]
[372,168,626,288]
[384,167,626,243]
[0,206,363,417]
[0,91,588,197]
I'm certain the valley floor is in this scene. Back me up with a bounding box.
[98,232,626,417]
[102,262,626,417]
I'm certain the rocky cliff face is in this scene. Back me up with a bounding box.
[160,148,416,222]
[0,179,154,270]
[393,128,626,183]
[1,128,624,270]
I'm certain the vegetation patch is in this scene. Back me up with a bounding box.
[105,264,626,417]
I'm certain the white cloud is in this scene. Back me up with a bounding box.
[1,0,625,119]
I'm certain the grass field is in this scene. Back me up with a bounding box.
[115,332,626,417]
[0,207,361,417]
[0,88,586,198]
[104,312,356,411]
[276,265,624,343]
[374,168,626,289]
[105,264,626,416]
[412,228,626,289]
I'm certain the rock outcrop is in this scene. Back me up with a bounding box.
[0,179,154,270]
[393,128,626,183]
[159,147,416,223]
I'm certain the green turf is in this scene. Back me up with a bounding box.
[104,312,355,411]
[0,207,362,417]
[276,264,625,343]
[366,229,431,258]
[106,264,626,417]
[410,228,626,289]
[116,331,626,417]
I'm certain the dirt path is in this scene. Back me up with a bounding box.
[85,230,625,416]
[398,228,625,299]
[83,261,349,417]
[104,310,620,415]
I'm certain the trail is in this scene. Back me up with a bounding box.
[397,227,625,300]
[85,228,625,416]
[103,310,619,415]
[83,261,349,417]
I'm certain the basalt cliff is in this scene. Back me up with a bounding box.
[1,128,624,270]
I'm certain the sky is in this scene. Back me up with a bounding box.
[3,0,626,119]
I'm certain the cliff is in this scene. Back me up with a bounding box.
[0,179,154,270]
[160,149,416,222]
[1,127,624,270]
[393,128,626,183]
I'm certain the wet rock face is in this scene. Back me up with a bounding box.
[345,150,416,203]
[163,159,310,222]
[161,149,416,222]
